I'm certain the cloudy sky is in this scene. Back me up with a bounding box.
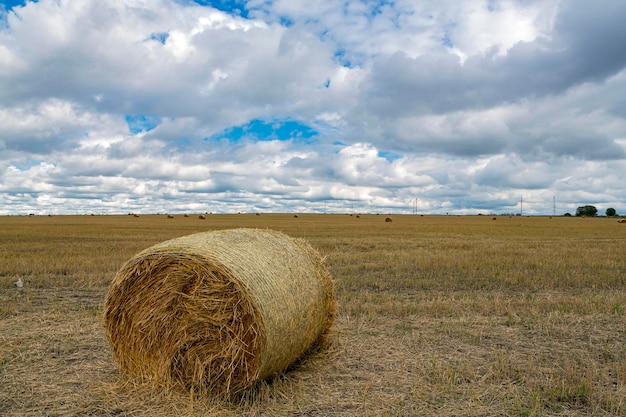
[1,0,625,215]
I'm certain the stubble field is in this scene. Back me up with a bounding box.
[0,213,625,416]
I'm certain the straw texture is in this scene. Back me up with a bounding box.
[103,228,335,396]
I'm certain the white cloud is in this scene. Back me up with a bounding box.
[446,0,560,61]
[0,0,625,215]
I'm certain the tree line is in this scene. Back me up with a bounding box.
[572,205,619,217]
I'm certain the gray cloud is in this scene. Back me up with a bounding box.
[0,0,625,215]
[361,0,626,119]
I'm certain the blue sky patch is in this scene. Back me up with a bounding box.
[13,159,45,171]
[279,16,294,27]
[125,114,162,134]
[333,49,353,68]
[149,32,169,44]
[190,0,249,18]
[0,0,34,24]
[0,0,32,10]
[440,22,456,48]
[370,0,393,18]
[213,118,318,142]
[378,151,402,162]
[441,32,454,48]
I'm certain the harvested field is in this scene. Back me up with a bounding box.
[1,214,625,416]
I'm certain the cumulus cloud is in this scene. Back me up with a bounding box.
[360,2,626,117]
[0,0,625,215]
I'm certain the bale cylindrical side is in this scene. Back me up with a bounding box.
[103,228,335,396]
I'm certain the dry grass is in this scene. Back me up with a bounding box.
[1,214,625,416]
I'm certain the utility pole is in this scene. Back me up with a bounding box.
[520,196,523,216]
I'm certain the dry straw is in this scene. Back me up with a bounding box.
[103,228,335,396]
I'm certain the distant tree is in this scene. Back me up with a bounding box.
[576,205,598,217]
[606,207,617,216]
[564,212,572,217]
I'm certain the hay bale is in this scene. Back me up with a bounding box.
[103,228,335,396]
[198,214,206,219]
[385,217,393,222]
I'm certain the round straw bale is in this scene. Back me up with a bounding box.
[385,217,393,222]
[103,228,335,396]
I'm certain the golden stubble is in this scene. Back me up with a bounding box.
[0,213,625,416]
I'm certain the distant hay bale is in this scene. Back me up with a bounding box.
[133,214,140,218]
[618,219,626,223]
[198,214,206,219]
[385,217,393,222]
[103,228,335,397]
[492,217,497,220]
[167,215,174,219]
